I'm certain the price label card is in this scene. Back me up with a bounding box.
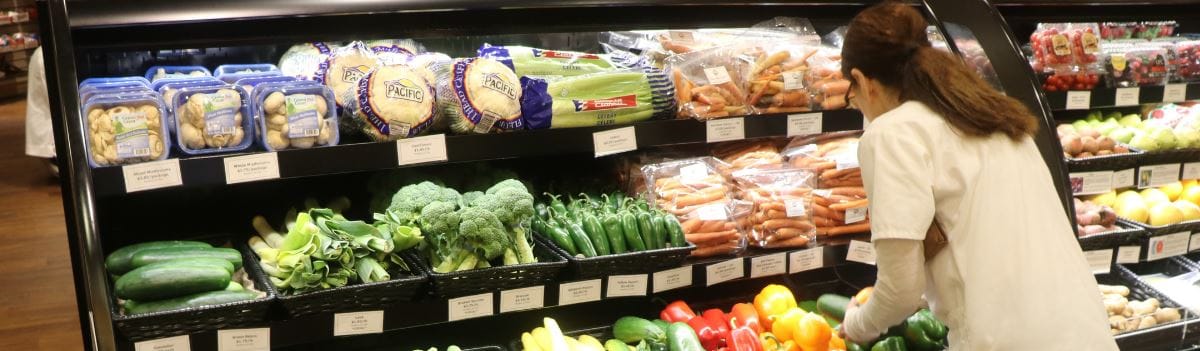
[1183,162,1200,180]
[1115,87,1140,106]
[679,163,708,182]
[396,134,448,166]
[1113,168,1136,189]
[499,286,545,313]
[750,253,787,278]
[695,204,728,221]
[1138,164,1181,189]
[846,240,877,265]
[704,67,733,85]
[593,126,638,157]
[782,72,805,90]
[1117,245,1142,264]
[1164,84,1188,103]
[1070,171,1115,195]
[224,153,279,184]
[1085,249,1114,274]
[606,274,649,298]
[135,335,190,351]
[217,328,270,351]
[784,199,807,218]
[1190,233,1200,252]
[333,311,384,336]
[845,207,868,224]
[447,293,493,321]
[789,247,824,273]
[123,159,182,193]
[652,266,693,293]
[1066,91,1091,110]
[787,113,822,137]
[706,117,745,143]
[668,30,695,42]
[706,258,745,286]
[1147,232,1190,261]
[558,279,602,306]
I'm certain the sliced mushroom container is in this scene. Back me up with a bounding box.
[169,84,255,155]
[251,80,339,151]
[82,92,171,167]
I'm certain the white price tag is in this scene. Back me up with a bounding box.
[1164,84,1188,103]
[122,159,182,193]
[784,199,807,218]
[787,113,822,137]
[135,335,190,351]
[789,247,824,273]
[396,134,448,166]
[499,286,545,313]
[606,274,648,298]
[1113,168,1135,189]
[1117,245,1142,264]
[668,30,695,42]
[750,253,787,278]
[782,71,805,90]
[1147,232,1190,261]
[1085,249,1114,274]
[1138,164,1181,189]
[703,67,733,85]
[1070,171,1115,195]
[223,153,279,185]
[1190,233,1200,252]
[558,279,602,306]
[217,328,270,351]
[695,204,728,221]
[679,163,709,182]
[846,240,877,265]
[845,207,868,224]
[652,266,693,293]
[706,258,745,286]
[332,311,384,336]
[593,126,638,157]
[447,293,493,321]
[706,117,745,143]
[1066,91,1091,110]
[1114,87,1140,106]
[1183,162,1200,180]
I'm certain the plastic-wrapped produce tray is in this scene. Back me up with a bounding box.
[248,245,428,318]
[1078,224,1146,251]
[534,234,695,280]
[1064,146,1143,172]
[413,243,567,297]
[111,243,275,341]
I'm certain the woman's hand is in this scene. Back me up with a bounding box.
[839,298,862,342]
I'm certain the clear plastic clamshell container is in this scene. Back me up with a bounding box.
[80,76,151,89]
[81,93,171,167]
[156,77,225,134]
[233,75,295,96]
[217,71,281,84]
[215,63,281,77]
[79,85,154,106]
[144,65,212,82]
[252,81,339,151]
[170,84,255,155]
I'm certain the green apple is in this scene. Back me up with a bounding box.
[1150,126,1178,150]
[1098,120,1120,135]
[1175,125,1200,149]
[1110,127,1137,144]
[1104,111,1122,121]
[1119,114,1143,128]
[1130,130,1160,151]
[1072,119,1091,131]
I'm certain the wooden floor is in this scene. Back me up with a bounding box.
[0,99,85,350]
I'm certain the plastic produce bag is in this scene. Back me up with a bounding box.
[437,57,524,134]
[366,39,425,65]
[712,139,786,172]
[519,68,674,129]
[349,63,439,140]
[642,157,747,257]
[666,45,753,119]
[279,42,337,81]
[740,41,821,114]
[732,168,817,248]
[784,132,870,236]
[316,41,381,109]
[806,47,850,111]
[478,44,635,77]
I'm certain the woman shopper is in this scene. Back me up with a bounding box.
[837,2,1116,350]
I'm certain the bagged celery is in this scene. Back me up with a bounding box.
[478,44,643,77]
[520,68,675,129]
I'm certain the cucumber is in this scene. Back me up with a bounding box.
[605,339,632,351]
[129,257,235,275]
[124,290,258,315]
[225,281,245,291]
[115,264,231,301]
[130,247,243,271]
[613,316,666,344]
[105,241,212,274]
[817,294,851,321]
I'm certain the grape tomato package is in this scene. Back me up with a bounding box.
[170,85,254,155]
[641,157,747,257]
[82,94,170,167]
[1107,46,1171,87]
[666,45,753,120]
[255,81,339,150]
[731,167,817,249]
[1029,23,1101,72]
[350,63,439,141]
[1177,40,1200,83]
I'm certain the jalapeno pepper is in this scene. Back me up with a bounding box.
[621,211,646,252]
[560,217,597,257]
[603,213,628,254]
[664,214,687,248]
[637,212,658,250]
[581,212,611,256]
[651,214,669,250]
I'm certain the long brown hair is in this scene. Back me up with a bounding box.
[841,2,1038,140]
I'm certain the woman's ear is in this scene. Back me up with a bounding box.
[850,68,869,97]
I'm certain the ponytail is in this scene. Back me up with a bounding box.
[843,2,1038,141]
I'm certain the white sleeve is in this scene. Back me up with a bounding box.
[858,121,935,241]
[25,47,55,158]
[843,238,926,343]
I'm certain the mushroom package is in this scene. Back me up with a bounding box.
[85,96,169,167]
[172,86,252,154]
[257,82,338,150]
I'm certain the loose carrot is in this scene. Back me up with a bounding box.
[685,230,739,245]
[754,51,790,75]
[690,241,741,257]
[675,190,727,208]
[825,222,871,236]
[697,220,727,233]
[717,81,746,105]
[763,235,810,249]
[772,227,811,240]
[814,216,840,227]
[829,199,869,211]
[681,218,702,233]
[765,209,789,220]
[763,219,814,231]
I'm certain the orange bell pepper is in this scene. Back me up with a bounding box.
[770,308,805,341]
[854,287,873,305]
[828,331,847,351]
[794,312,832,351]
[754,284,798,331]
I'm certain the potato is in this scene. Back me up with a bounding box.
[1100,285,1130,297]
[1062,135,1083,155]
[1097,150,1113,156]
[1083,225,1109,235]
[1114,145,1130,154]
[1137,316,1157,330]
[1098,136,1116,151]
[1154,308,1181,323]
[1082,136,1100,154]
[1077,151,1094,158]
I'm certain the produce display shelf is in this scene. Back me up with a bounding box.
[88,110,864,196]
[1045,83,1200,112]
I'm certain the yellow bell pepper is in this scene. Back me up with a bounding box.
[760,332,785,351]
[794,312,832,351]
[854,287,873,305]
[754,284,798,330]
[770,308,806,341]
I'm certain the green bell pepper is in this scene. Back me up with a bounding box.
[847,342,869,351]
[904,309,947,351]
[870,336,908,351]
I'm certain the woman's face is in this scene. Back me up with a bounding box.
[848,68,899,121]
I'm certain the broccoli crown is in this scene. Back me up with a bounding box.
[418,201,461,235]
[461,191,484,208]
[456,207,511,260]
[486,179,528,195]
[389,181,462,215]
[470,187,535,228]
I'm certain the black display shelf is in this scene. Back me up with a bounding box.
[1045,84,1200,112]
[89,110,864,196]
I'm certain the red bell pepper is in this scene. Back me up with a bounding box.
[729,303,764,334]
[662,300,698,323]
[703,309,732,346]
[729,326,763,351]
[687,316,725,351]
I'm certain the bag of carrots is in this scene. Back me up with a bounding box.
[783,132,870,236]
[732,168,817,249]
[806,47,851,111]
[641,157,748,257]
[739,41,821,115]
[711,139,787,175]
[811,188,870,237]
[666,45,754,120]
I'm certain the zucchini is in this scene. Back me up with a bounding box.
[124,290,258,315]
[131,257,235,275]
[613,316,666,344]
[130,247,243,271]
[817,294,852,321]
[115,264,231,301]
[105,241,212,274]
